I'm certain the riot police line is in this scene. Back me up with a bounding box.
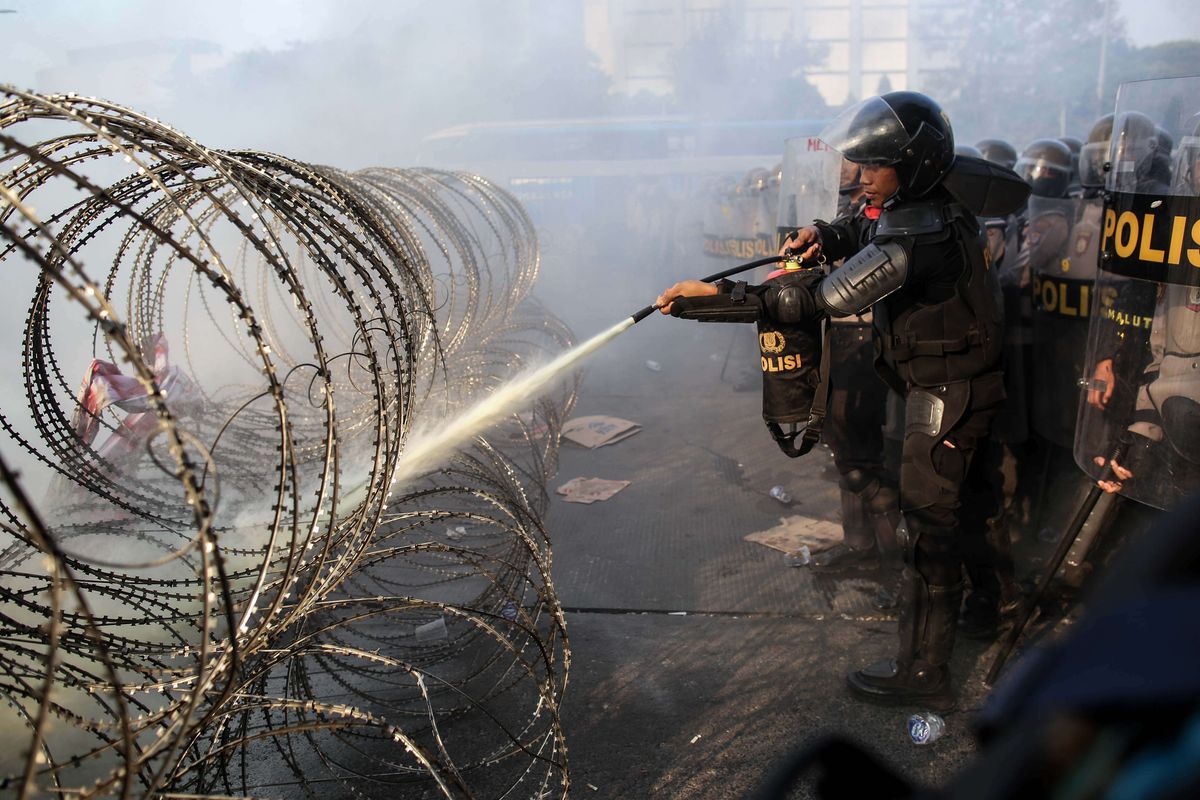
[695,75,1200,535]
[666,76,1200,717]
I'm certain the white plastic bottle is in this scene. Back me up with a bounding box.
[908,712,946,745]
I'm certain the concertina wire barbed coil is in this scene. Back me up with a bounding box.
[0,85,576,799]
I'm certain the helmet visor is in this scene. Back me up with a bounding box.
[819,96,911,165]
[1014,155,1071,184]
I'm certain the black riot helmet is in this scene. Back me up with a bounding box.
[818,91,955,199]
[975,138,1018,170]
[1110,110,1162,191]
[1015,138,1073,198]
[1080,113,1115,189]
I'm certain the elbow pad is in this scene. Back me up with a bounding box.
[767,283,820,324]
[816,240,909,316]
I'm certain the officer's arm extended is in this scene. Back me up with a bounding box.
[657,239,909,324]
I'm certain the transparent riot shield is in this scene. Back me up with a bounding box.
[776,136,842,248]
[1075,75,1200,509]
[1029,194,1085,447]
[701,174,741,260]
[702,169,779,262]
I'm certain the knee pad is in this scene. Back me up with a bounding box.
[840,467,875,495]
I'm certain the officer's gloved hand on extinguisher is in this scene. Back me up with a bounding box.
[780,226,823,261]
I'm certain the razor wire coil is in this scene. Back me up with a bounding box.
[0,86,574,799]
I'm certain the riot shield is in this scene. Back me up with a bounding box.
[1074,76,1200,509]
[745,168,778,254]
[776,136,842,248]
[701,169,779,262]
[1029,194,1085,447]
[701,175,741,260]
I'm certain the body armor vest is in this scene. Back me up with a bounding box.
[872,202,1004,389]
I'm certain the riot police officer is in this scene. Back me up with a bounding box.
[658,91,1028,708]
[1086,107,1200,509]
[1058,88,1200,649]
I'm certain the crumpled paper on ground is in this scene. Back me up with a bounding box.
[744,515,843,553]
[561,415,641,448]
[556,477,631,504]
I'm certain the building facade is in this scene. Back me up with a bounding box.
[585,0,969,107]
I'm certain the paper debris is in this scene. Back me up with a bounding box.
[561,415,641,449]
[556,477,631,504]
[745,515,843,554]
[690,734,702,744]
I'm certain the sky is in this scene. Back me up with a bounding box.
[0,0,1197,165]
[1121,0,1200,47]
[0,0,376,87]
[1,0,1196,90]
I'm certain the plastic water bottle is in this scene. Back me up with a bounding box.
[908,712,946,745]
[769,485,792,504]
[784,545,811,567]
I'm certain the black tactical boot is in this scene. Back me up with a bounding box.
[846,657,955,712]
[817,473,899,571]
[848,522,962,711]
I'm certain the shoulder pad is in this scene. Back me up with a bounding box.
[875,201,945,236]
[817,241,909,316]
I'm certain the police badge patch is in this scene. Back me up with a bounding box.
[760,331,786,354]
